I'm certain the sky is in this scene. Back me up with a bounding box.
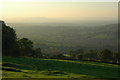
[0,1,118,22]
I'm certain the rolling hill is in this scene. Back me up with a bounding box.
[2,56,119,78]
[5,22,118,56]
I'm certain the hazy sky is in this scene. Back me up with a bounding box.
[0,1,118,22]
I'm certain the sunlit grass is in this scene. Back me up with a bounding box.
[2,56,120,78]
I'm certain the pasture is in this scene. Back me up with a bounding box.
[2,56,119,78]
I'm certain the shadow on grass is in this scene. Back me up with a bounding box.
[2,57,120,78]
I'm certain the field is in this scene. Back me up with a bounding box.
[2,56,119,78]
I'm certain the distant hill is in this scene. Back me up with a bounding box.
[8,23,118,53]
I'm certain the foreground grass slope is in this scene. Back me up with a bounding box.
[2,56,119,78]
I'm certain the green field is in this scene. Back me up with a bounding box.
[2,56,120,78]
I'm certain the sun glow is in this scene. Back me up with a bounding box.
[0,1,118,22]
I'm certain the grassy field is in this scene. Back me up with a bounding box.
[2,56,120,78]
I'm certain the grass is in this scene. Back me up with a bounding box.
[2,56,120,78]
[94,35,113,39]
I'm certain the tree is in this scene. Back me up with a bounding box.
[85,50,97,60]
[97,49,113,62]
[69,50,77,58]
[33,48,43,58]
[57,54,65,59]
[76,49,84,60]
[116,52,120,63]
[112,52,120,63]
[76,54,83,60]
[2,20,19,56]
[18,38,33,57]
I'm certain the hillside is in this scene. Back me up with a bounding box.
[8,23,118,54]
[2,56,119,78]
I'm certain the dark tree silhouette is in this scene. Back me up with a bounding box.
[32,48,42,58]
[18,38,33,57]
[2,20,43,58]
[76,54,83,60]
[85,50,97,60]
[97,49,113,62]
[2,20,19,56]
[112,52,120,63]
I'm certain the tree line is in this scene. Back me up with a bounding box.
[53,49,120,64]
[2,20,42,58]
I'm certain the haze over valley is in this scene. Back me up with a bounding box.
[7,19,118,55]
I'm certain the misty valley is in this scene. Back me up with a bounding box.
[9,22,118,55]
[1,19,119,79]
[1,1,119,79]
